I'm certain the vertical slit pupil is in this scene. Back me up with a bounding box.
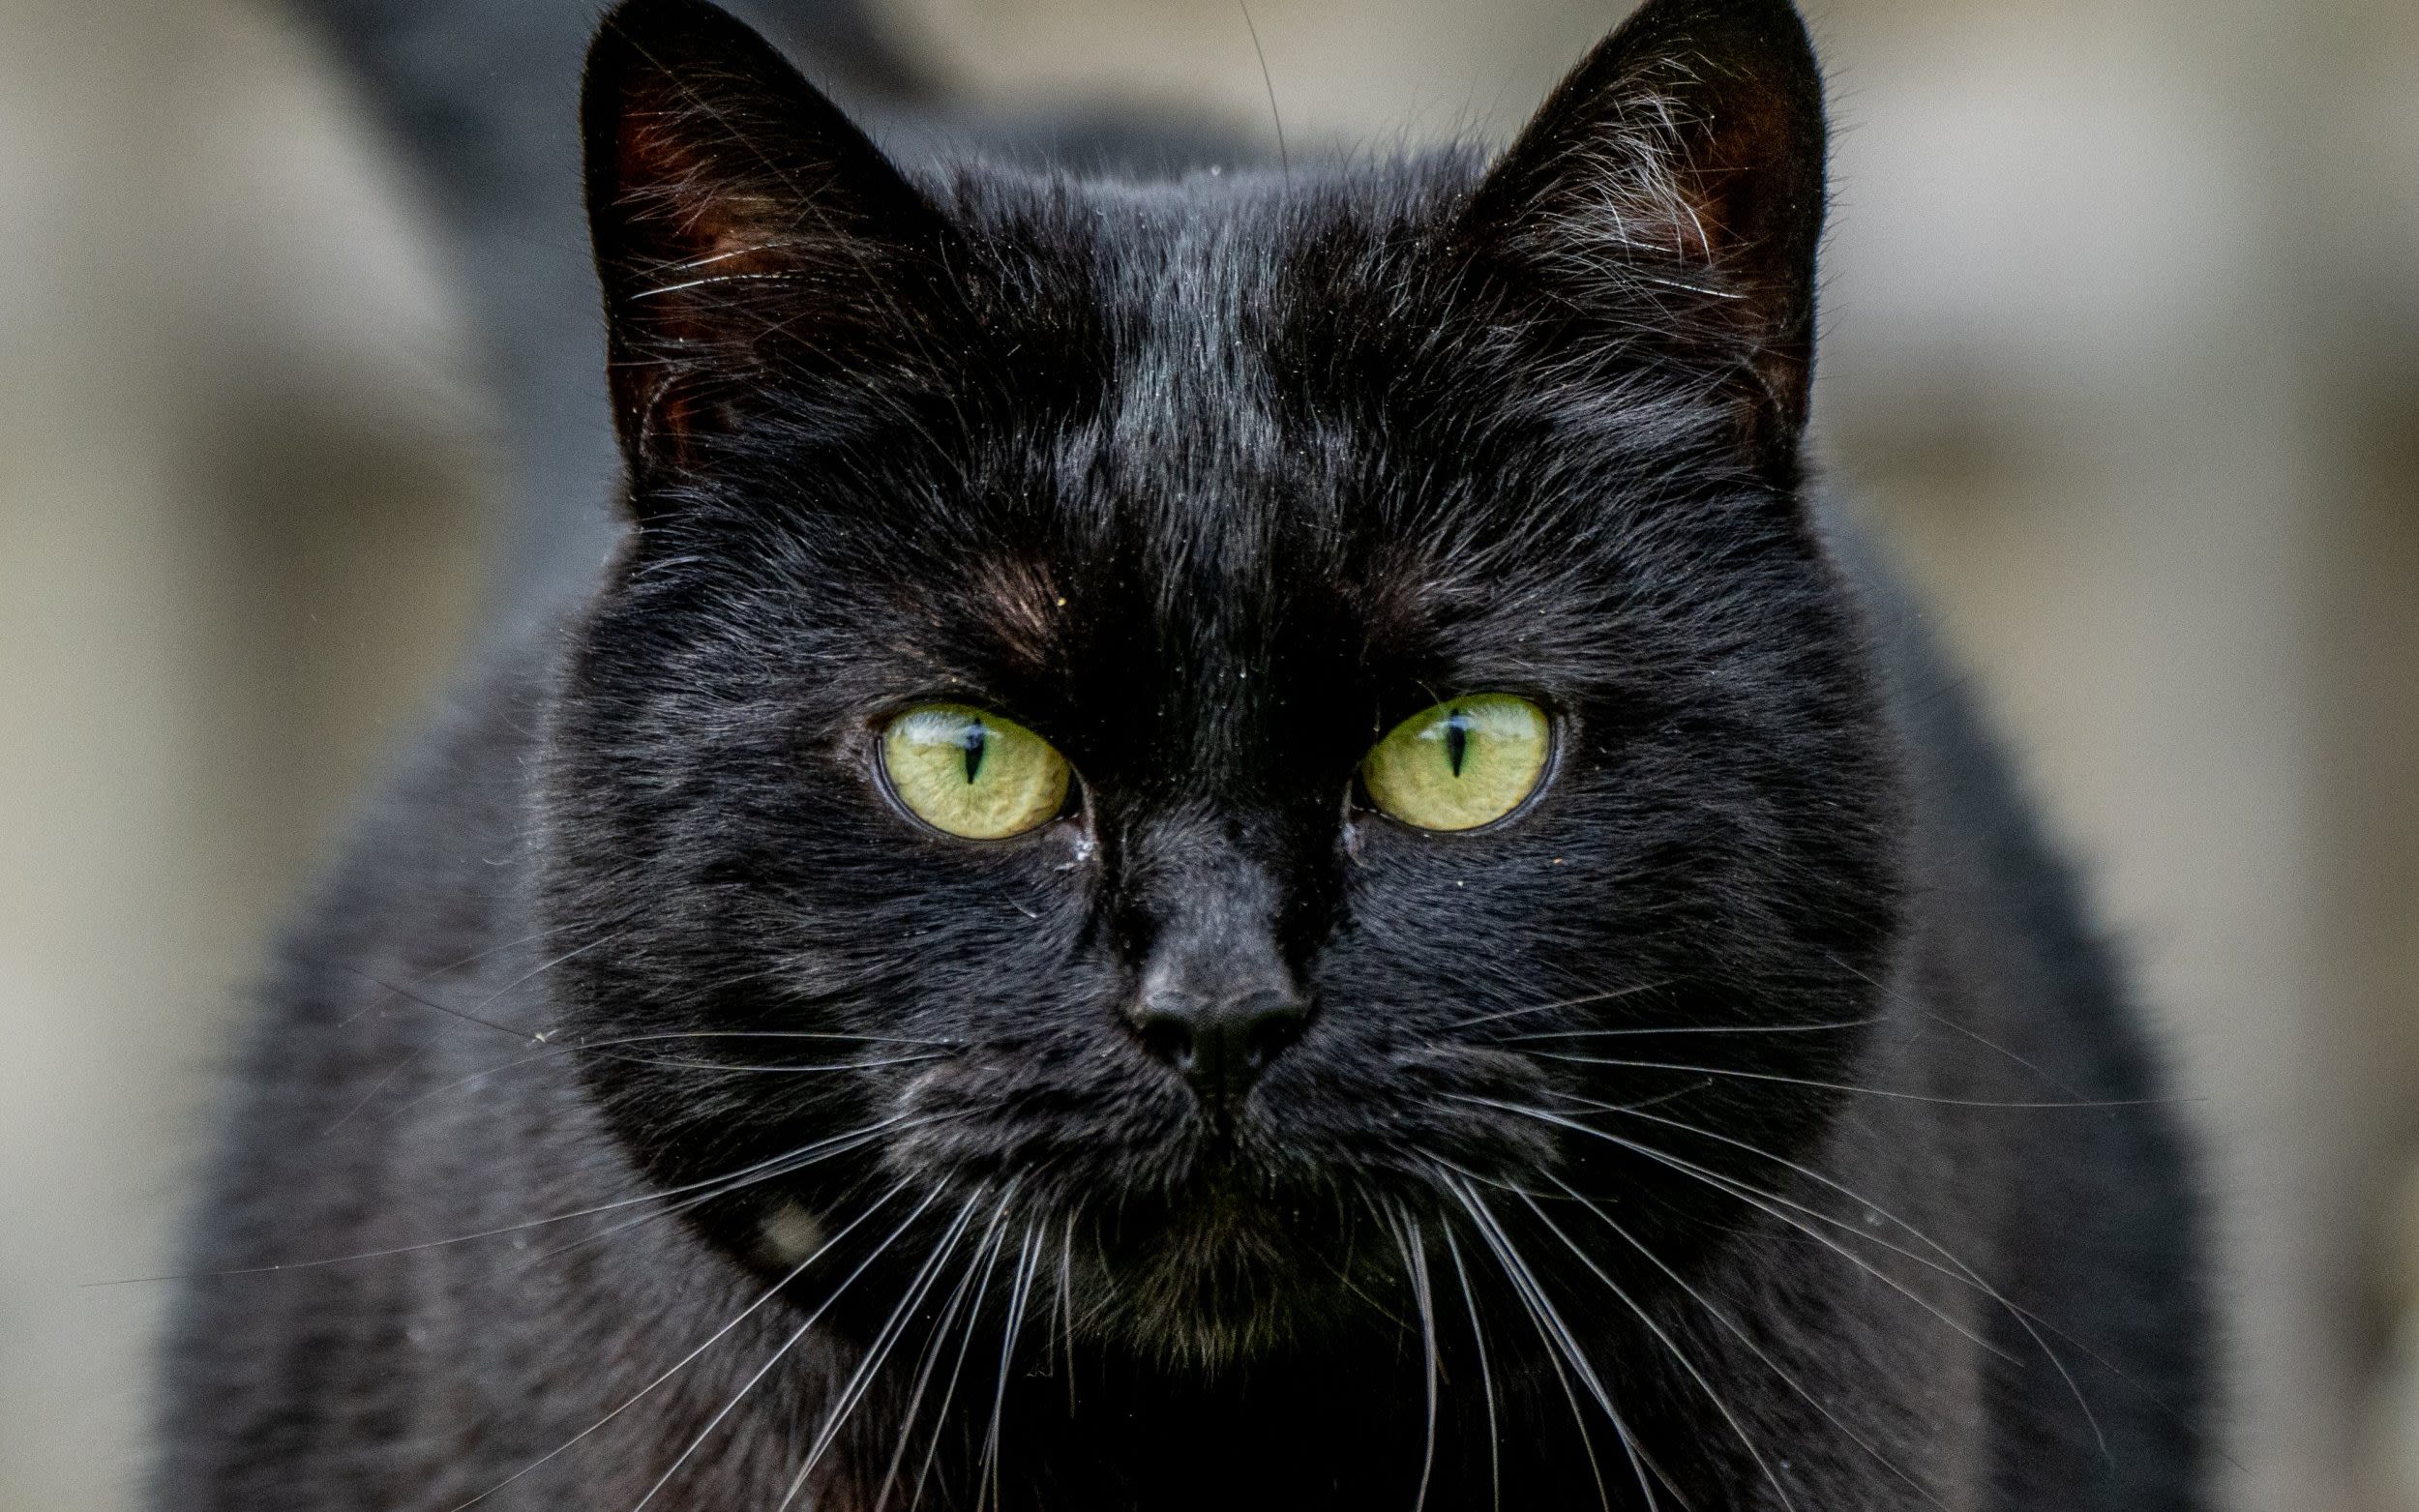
[1444,711,1470,777]
[962,721,987,784]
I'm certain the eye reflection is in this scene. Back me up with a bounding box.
[881,704,1070,841]
[1361,694,1551,832]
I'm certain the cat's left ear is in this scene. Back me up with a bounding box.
[582,0,962,486]
[1460,0,1827,465]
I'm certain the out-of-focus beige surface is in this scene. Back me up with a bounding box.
[0,4,491,1505]
[2,1,2413,1509]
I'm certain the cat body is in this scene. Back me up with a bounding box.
[158,1,2210,1507]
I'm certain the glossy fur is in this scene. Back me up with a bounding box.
[159,1,2210,1507]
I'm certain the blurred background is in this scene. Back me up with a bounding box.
[2,0,2412,1507]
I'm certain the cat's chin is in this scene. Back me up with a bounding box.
[1064,1179,1379,1371]
[1083,1259,1341,1373]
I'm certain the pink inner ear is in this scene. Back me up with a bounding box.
[613,103,782,269]
[1529,100,1723,270]
[602,100,818,459]
[1683,83,1822,264]
[1525,71,1814,282]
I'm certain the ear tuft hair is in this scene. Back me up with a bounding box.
[582,0,960,487]
[1463,0,1828,464]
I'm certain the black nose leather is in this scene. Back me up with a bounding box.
[1129,984,1309,1114]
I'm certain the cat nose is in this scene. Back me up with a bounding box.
[1128,982,1309,1116]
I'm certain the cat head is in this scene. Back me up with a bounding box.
[539,0,1902,1367]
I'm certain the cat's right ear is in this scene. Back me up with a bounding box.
[582,0,959,487]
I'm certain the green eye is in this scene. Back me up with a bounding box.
[881,704,1071,841]
[1361,694,1551,833]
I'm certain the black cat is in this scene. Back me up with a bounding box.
[157,0,2211,1507]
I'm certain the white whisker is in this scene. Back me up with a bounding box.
[1440,1226,1502,1512]
[448,1178,916,1511]
[626,1185,953,1512]
[1513,1189,1798,1511]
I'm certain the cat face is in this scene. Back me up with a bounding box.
[540,0,1902,1365]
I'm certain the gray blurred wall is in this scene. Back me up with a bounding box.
[2,1,2412,1508]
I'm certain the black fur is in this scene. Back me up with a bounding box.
[161,1,2210,1507]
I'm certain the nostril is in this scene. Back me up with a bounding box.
[1227,990,1308,1070]
[1128,984,1309,1110]
[1136,1013,1197,1073]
